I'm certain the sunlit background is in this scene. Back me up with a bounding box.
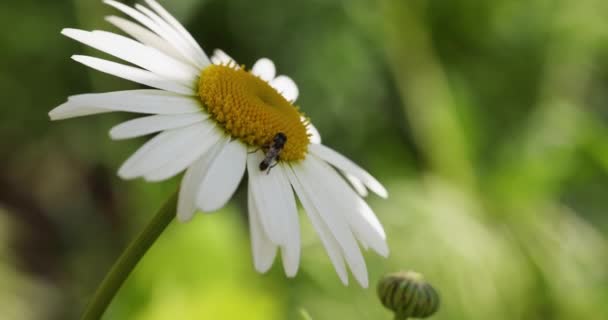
[1,0,608,319]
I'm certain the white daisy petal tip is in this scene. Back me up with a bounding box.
[344,173,368,197]
[251,58,276,82]
[117,165,140,180]
[253,260,274,274]
[108,129,121,141]
[104,15,116,22]
[284,268,298,278]
[305,122,322,144]
[48,111,65,121]
[359,277,369,288]
[281,239,301,277]
[375,184,389,199]
[71,54,85,62]
[49,101,110,121]
[248,187,279,273]
[370,236,390,258]
[60,28,83,38]
[176,209,195,223]
[379,245,390,258]
[309,144,388,199]
[48,104,69,121]
[270,75,299,102]
[211,49,238,68]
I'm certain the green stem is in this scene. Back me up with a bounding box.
[81,191,178,320]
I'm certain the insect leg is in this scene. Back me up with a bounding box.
[249,142,271,154]
[266,161,279,174]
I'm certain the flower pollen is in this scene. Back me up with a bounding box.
[198,65,309,161]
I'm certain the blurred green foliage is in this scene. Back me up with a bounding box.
[1,0,607,319]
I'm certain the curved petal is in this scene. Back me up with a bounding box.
[144,125,223,182]
[246,151,288,245]
[309,155,388,257]
[276,164,301,277]
[51,90,200,122]
[71,55,193,95]
[270,75,299,102]
[291,158,369,287]
[245,155,301,277]
[309,143,388,198]
[195,139,248,211]
[343,172,368,197]
[118,122,213,179]
[105,15,182,61]
[251,58,276,82]
[248,187,279,273]
[177,141,224,222]
[109,113,208,140]
[134,3,207,69]
[284,165,349,285]
[103,0,203,68]
[62,29,198,83]
[49,104,109,120]
[143,0,210,67]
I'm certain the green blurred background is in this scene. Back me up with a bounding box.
[1,0,608,319]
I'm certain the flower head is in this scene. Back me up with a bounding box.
[50,0,388,287]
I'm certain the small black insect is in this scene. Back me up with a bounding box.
[259,132,287,174]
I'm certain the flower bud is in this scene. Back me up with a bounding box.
[377,271,440,319]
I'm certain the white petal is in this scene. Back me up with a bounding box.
[177,142,223,222]
[309,155,388,257]
[105,15,182,61]
[62,29,198,84]
[195,139,247,211]
[143,0,210,67]
[68,89,200,114]
[71,55,193,95]
[103,0,203,68]
[309,144,388,198]
[343,172,368,197]
[118,122,213,179]
[251,58,275,82]
[134,3,200,65]
[143,125,223,182]
[134,3,206,70]
[49,104,110,120]
[109,113,207,140]
[276,164,301,277]
[284,165,349,285]
[304,119,321,144]
[248,188,278,273]
[246,151,288,245]
[270,75,299,102]
[211,49,238,68]
[51,89,199,120]
[246,155,303,278]
[292,158,369,287]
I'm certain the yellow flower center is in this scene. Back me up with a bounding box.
[198,65,309,161]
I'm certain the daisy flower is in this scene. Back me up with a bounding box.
[50,0,388,287]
